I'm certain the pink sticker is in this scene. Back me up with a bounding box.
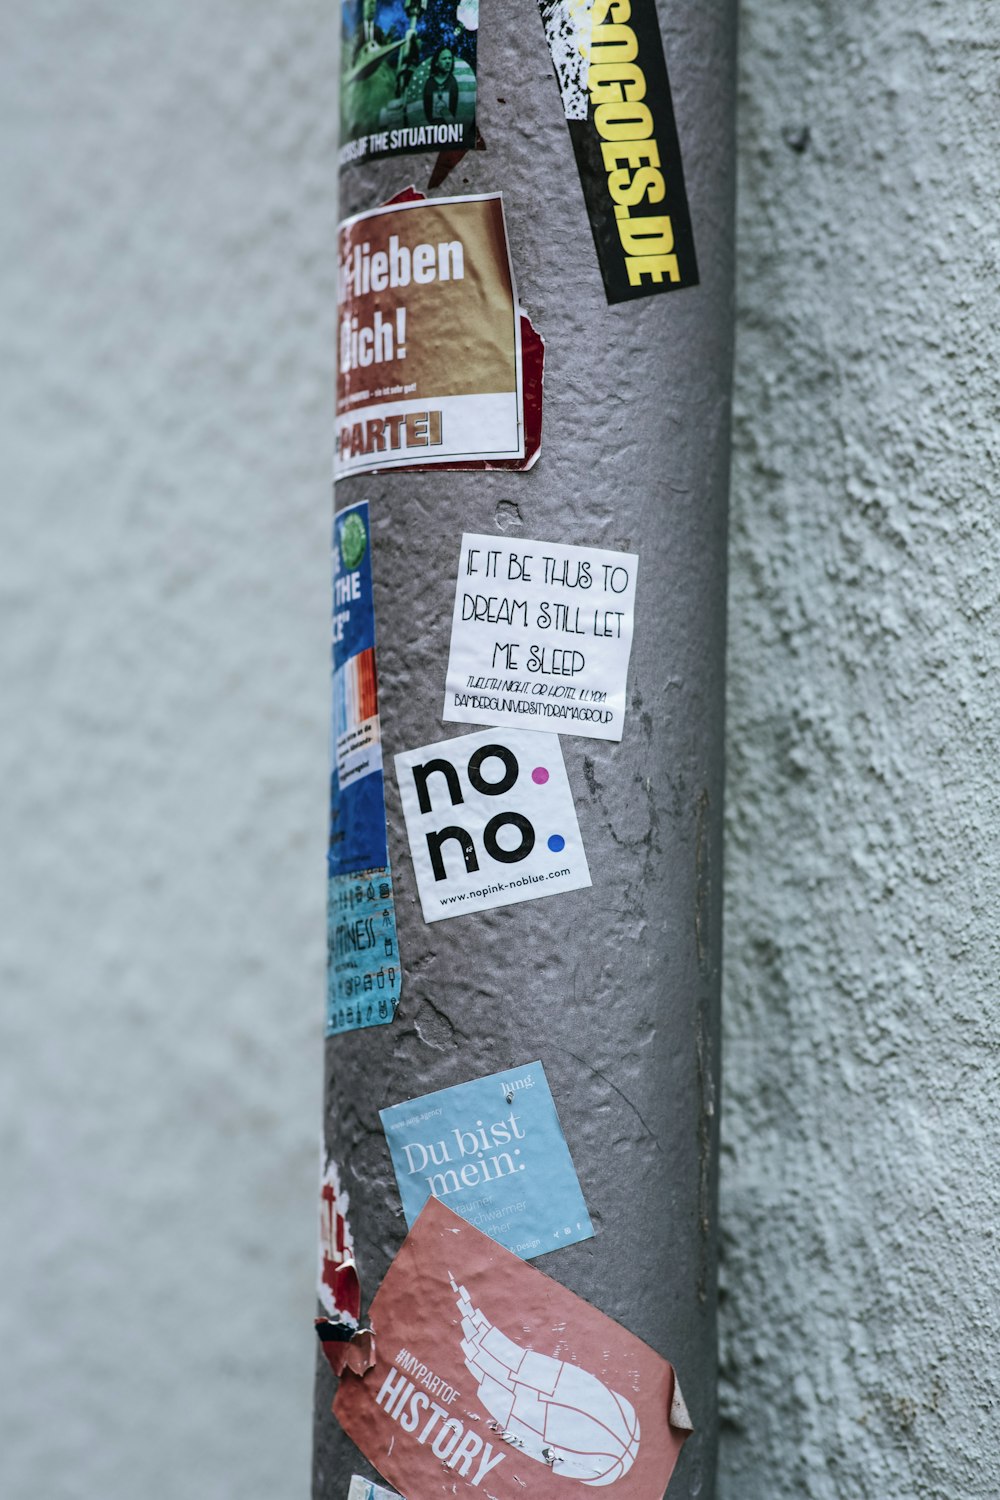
[332,1198,691,1498]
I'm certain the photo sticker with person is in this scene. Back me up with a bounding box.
[339,0,478,168]
[394,727,591,922]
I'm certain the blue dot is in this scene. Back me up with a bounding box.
[547,834,565,853]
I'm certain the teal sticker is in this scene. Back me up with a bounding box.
[327,865,401,1037]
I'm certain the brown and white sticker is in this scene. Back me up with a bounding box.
[336,192,540,477]
[332,1198,691,1498]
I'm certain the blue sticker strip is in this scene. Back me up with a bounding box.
[329,501,389,880]
[379,1061,594,1259]
[326,501,402,1036]
[327,864,401,1037]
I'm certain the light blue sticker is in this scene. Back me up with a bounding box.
[347,1477,400,1500]
[326,864,401,1037]
[379,1061,594,1260]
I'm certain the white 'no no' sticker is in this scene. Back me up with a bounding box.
[394,728,591,923]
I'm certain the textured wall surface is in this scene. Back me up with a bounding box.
[3,3,997,1500]
[1,5,333,1498]
[720,2,999,1497]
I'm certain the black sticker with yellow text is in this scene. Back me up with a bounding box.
[538,0,698,303]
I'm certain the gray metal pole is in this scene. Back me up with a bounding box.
[315,2,735,1496]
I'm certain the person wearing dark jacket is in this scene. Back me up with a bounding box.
[352,0,390,64]
[423,46,459,121]
[394,0,424,97]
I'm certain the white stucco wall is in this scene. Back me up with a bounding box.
[721,2,999,1496]
[1,5,332,1497]
[2,4,996,1500]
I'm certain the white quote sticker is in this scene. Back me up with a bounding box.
[394,728,591,923]
[443,533,638,742]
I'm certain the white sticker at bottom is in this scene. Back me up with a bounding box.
[348,1477,401,1500]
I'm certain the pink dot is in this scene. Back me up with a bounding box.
[532,767,549,785]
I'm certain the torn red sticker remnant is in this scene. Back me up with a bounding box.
[427,125,487,192]
[332,1198,691,1498]
[319,1154,362,1324]
[317,1319,377,1379]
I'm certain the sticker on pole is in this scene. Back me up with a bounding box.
[329,501,388,879]
[347,1479,401,1500]
[393,728,591,923]
[379,1060,594,1258]
[336,193,539,478]
[339,1,478,170]
[327,865,402,1037]
[537,0,698,303]
[319,1152,361,1323]
[443,533,638,740]
[327,501,402,1035]
[331,1198,692,1498]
